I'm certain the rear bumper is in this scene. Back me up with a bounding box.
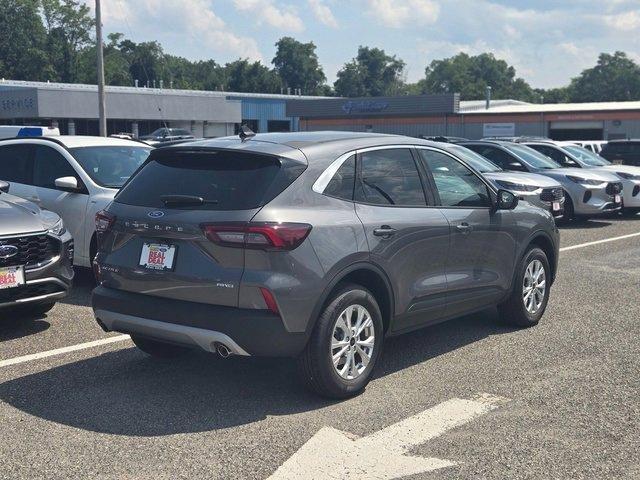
[91,286,308,357]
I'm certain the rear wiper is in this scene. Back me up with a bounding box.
[160,195,218,207]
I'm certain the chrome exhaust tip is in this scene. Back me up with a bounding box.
[216,343,231,358]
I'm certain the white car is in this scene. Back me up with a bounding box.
[523,140,640,214]
[0,136,152,267]
[571,140,607,155]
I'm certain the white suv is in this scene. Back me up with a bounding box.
[0,136,151,267]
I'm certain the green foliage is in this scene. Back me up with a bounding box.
[273,37,326,95]
[0,0,54,81]
[422,52,537,101]
[224,59,282,93]
[334,47,405,97]
[41,0,94,82]
[567,51,640,102]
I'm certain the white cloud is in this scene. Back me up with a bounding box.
[308,0,338,28]
[368,0,440,28]
[233,0,305,32]
[90,0,263,61]
[603,10,640,31]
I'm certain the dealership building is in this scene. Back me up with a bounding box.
[0,80,328,137]
[287,94,640,140]
[2,79,640,141]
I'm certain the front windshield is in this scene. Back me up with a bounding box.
[149,128,168,137]
[70,146,152,188]
[563,145,611,166]
[449,145,502,173]
[505,143,561,170]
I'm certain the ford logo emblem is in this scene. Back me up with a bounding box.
[148,211,165,218]
[0,245,19,259]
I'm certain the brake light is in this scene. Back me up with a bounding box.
[202,222,312,250]
[95,210,116,233]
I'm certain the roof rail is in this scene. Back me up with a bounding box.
[0,135,68,148]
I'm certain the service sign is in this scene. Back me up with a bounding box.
[483,123,516,137]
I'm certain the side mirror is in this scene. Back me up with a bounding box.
[0,180,9,193]
[496,189,519,210]
[508,162,526,171]
[55,176,80,192]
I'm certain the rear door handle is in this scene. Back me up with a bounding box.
[456,223,472,234]
[373,226,397,237]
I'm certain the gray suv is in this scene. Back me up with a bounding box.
[92,132,559,398]
[0,180,74,316]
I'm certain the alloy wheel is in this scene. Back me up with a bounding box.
[331,304,375,380]
[522,259,546,314]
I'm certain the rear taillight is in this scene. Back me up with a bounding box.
[202,222,312,250]
[95,210,116,233]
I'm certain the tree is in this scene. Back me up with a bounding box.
[567,51,640,102]
[223,59,282,93]
[41,0,94,82]
[272,37,326,95]
[334,46,405,97]
[422,52,536,101]
[0,0,53,81]
[77,33,132,85]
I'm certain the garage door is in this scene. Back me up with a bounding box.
[548,120,604,141]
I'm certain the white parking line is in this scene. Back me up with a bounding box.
[1,232,639,371]
[0,335,130,369]
[560,231,640,252]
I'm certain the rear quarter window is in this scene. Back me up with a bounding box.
[115,149,305,210]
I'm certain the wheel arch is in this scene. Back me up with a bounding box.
[523,231,558,285]
[308,262,395,337]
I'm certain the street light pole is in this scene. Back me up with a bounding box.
[96,0,107,136]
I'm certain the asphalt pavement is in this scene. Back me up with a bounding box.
[1,215,639,479]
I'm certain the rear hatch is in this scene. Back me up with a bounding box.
[97,144,306,307]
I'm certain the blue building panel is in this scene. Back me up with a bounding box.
[228,97,299,133]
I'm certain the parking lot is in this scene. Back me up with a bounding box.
[1,216,639,479]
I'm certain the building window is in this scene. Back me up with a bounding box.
[267,120,290,132]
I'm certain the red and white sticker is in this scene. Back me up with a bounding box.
[615,194,621,204]
[0,266,25,289]
[552,202,561,211]
[139,243,176,270]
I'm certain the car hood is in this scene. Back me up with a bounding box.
[544,167,620,182]
[599,165,640,177]
[0,193,47,235]
[483,171,560,188]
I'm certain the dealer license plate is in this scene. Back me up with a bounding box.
[0,266,25,289]
[615,195,621,203]
[552,202,561,211]
[139,243,176,271]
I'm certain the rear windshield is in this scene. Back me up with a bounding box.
[115,149,305,210]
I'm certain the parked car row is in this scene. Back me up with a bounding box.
[2,128,639,398]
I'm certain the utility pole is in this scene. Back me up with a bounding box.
[96,0,107,136]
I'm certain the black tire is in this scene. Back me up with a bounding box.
[559,193,574,223]
[498,247,550,328]
[130,335,189,358]
[297,283,384,399]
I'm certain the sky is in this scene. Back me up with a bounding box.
[88,0,640,89]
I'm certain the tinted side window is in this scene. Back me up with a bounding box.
[355,149,426,206]
[0,144,32,184]
[419,150,491,208]
[530,145,576,167]
[324,155,355,201]
[33,145,77,189]
[466,145,515,169]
